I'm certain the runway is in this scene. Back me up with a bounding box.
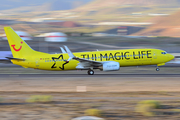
[0,73,180,92]
[1,73,180,78]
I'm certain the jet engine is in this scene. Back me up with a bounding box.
[100,61,120,71]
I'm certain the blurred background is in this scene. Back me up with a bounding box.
[0,0,180,36]
[1,0,180,50]
[1,0,180,120]
[0,0,180,35]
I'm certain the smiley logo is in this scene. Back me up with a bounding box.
[11,41,23,52]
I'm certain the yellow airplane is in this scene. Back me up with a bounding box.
[4,27,174,75]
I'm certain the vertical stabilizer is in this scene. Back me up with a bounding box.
[4,27,35,58]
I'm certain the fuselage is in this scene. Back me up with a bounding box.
[12,48,174,71]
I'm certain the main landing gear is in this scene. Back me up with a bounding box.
[87,69,94,75]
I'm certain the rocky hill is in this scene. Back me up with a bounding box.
[134,10,180,37]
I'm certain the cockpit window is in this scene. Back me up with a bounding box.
[161,52,167,54]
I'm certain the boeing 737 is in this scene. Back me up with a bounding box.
[4,27,174,75]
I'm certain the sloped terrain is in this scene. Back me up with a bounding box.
[75,0,180,11]
[68,0,180,23]
[134,11,180,37]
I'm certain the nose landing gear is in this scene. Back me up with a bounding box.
[156,68,160,71]
[156,66,160,71]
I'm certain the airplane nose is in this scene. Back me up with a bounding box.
[169,54,175,61]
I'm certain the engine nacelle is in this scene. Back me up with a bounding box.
[101,61,120,71]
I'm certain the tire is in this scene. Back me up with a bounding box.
[88,70,94,75]
[156,68,160,71]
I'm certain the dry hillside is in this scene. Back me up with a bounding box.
[134,10,180,37]
[75,0,180,11]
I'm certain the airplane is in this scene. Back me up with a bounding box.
[4,26,174,75]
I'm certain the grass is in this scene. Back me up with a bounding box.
[2,92,180,119]
[135,100,161,116]
[26,95,53,103]
[85,109,103,117]
[157,91,171,96]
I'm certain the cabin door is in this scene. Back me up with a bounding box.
[153,51,157,59]
[35,58,40,68]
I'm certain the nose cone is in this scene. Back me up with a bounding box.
[168,54,175,61]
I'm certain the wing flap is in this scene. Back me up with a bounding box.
[73,57,102,66]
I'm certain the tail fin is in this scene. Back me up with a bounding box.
[4,27,35,58]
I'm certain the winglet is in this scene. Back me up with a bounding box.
[64,46,75,58]
[64,46,75,61]
[60,47,66,53]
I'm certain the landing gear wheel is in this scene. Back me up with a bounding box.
[156,68,160,71]
[87,70,94,75]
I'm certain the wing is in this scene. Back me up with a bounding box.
[73,57,102,66]
[64,46,102,69]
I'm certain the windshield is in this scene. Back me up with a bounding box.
[161,52,167,54]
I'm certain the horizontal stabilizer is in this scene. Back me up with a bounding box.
[6,57,25,61]
[0,59,11,63]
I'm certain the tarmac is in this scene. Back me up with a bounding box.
[1,73,180,78]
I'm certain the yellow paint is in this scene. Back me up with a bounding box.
[157,63,165,66]
[4,27,174,71]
